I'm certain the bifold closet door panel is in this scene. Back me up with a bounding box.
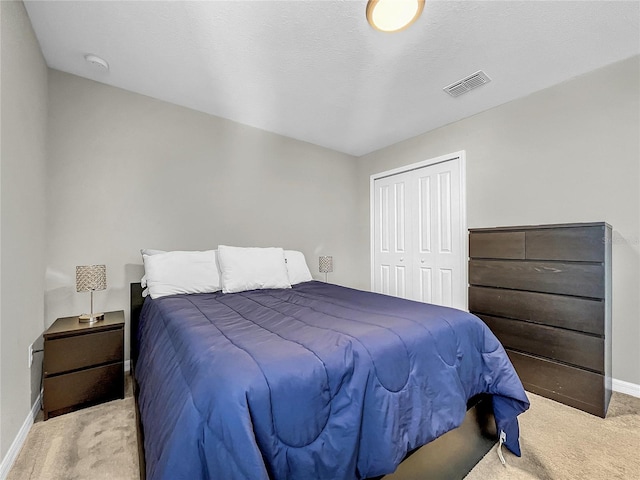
[373,170,413,299]
[411,159,464,309]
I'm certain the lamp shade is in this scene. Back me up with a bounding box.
[76,265,107,292]
[319,256,333,274]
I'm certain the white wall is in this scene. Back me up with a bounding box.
[0,0,48,458]
[357,56,640,385]
[46,70,360,359]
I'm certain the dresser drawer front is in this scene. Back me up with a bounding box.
[44,328,123,375]
[469,231,525,259]
[469,286,604,335]
[507,350,608,418]
[525,226,605,262]
[469,260,604,298]
[44,363,124,418]
[480,314,604,372]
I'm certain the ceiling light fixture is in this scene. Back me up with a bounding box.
[366,0,425,33]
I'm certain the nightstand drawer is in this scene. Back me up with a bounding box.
[44,363,124,418]
[44,328,123,375]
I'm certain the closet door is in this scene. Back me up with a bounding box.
[412,160,464,309]
[373,170,413,299]
[373,156,465,309]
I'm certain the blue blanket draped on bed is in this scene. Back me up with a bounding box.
[135,281,529,480]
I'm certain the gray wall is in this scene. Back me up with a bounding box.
[46,70,360,359]
[356,56,640,385]
[2,4,639,463]
[0,0,48,458]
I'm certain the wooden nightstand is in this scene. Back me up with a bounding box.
[43,310,125,420]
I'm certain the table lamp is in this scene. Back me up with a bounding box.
[319,256,333,283]
[76,265,107,323]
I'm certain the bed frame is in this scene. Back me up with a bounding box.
[129,283,497,480]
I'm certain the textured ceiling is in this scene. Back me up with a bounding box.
[24,0,640,156]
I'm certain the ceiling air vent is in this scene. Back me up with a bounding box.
[443,70,491,98]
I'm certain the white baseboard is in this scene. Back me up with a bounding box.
[612,378,640,398]
[0,391,42,480]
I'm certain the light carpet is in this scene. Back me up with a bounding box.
[7,376,640,479]
[7,379,138,480]
[465,391,640,480]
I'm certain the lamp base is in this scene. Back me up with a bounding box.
[78,312,105,323]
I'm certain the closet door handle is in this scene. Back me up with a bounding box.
[421,259,425,263]
[400,258,404,262]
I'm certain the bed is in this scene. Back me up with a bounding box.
[130,249,529,480]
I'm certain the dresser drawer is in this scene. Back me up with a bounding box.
[469,286,604,335]
[469,260,604,298]
[507,350,609,418]
[44,362,124,419]
[469,232,525,259]
[525,226,605,262]
[480,314,604,373]
[44,327,123,375]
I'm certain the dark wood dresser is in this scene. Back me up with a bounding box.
[43,310,125,420]
[468,222,612,417]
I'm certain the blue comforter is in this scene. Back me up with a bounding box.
[135,281,529,479]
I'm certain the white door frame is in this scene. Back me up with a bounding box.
[370,151,468,310]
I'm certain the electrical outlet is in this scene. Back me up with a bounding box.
[28,343,33,368]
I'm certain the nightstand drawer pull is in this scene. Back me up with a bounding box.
[44,328,123,375]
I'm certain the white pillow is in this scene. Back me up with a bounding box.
[284,250,313,285]
[140,249,166,288]
[217,245,291,294]
[141,248,166,256]
[143,250,221,299]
